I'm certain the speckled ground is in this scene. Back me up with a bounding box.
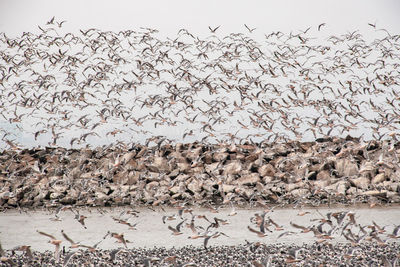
[2,242,399,266]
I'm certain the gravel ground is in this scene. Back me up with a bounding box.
[2,242,399,266]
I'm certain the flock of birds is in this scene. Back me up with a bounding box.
[0,18,399,149]
[1,17,400,266]
[1,204,400,266]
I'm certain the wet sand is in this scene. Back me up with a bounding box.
[1,206,399,252]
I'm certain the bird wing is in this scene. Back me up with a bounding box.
[61,231,75,245]
[110,249,121,262]
[79,244,94,250]
[268,217,279,228]
[278,231,294,239]
[189,221,197,233]
[198,215,211,223]
[219,232,229,237]
[178,209,183,219]
[0,240,4,256]
[119,236,127,248]
[54,243,60,262]
[343,233,355,242]
[176,220,186,232]
[290,222,307,230]
[347,213,356,224]
[215,217,227,224]
[204,236,212,249]
[248,226,261,234]
[211,26,220,32]
[372,234,384,244]
[63,251,78,266]
[392,224,400,236]
[259,221,265,234]
[25,246,33,259]
[168,225,178,233]
[37,230,56,240]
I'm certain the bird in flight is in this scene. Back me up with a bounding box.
[112,217,138,230]
[37,230,62,261]
[244,24,256,33]
[248,226,268,237]
[109,232,128,248]
[12,245,33,259]
[57,20,67,28]
[46,16,55,25]
[61,230,81,248]
[318,23,326,31]
[208,26,220,33]
[168,220,186,235]
[74,211,88,229]
[63,251,80,266]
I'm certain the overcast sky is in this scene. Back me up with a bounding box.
[0,0,399,37]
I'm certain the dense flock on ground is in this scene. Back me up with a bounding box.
[0,137,399,209]
[3,243,400,266]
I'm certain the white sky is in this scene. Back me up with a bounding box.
[0,0,399,37]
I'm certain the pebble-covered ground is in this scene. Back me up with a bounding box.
[2,242,399,266]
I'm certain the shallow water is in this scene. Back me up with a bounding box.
[1,205,399,252]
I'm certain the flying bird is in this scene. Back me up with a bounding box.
[12,245,33,259]
[208,26,220,33]
[168,220,186,235]
[109,232,128,248]
[61,230,80,248]
[244,24,256,33]
[37,230,62,261]
[248,226,268,237]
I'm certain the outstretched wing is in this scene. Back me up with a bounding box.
[290,222,307,231]
[168,225,178,234]
[37,230,56,240]
[61,230,75,244]
[204,236,212,249]
[248,226,261,234]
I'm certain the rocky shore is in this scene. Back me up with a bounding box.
[2,242,399,266]
[1,137,399,210]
